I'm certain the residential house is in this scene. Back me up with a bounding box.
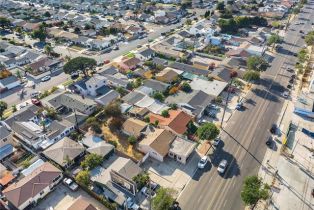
[67,196,102,210]
[122,118,148,139]
[148,110,193,135]
[169,62,210,76]
[41,91,97,115]
[27,57,63,74]
[42,137,85,169]
[3,162,62,210]
[210,66,235,83]
[0,163,15,189]
[135,48,155,61]
[95,90,120,106]
[190,77,228,97]
[0,75,20,91]
[143,79,170,93]
[151,44,184,59]
[138,129,176,162]
[169,136,196,164]
[117,57,141,72]
[0,123,14,161]
[165,90,214,119]
[90,157,142,195]
[156,67,181,83]
[225,48,251,59]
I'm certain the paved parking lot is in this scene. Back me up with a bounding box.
[142,151,201,197]
[34,183,108,210]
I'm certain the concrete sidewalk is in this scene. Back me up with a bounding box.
[258,99,314,210]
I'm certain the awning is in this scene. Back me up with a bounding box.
[0,144,14,160]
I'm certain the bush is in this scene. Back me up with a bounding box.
[75,170,90,187]
[128,136,137,145]
[161,110,169,118]
[152,92,165,102]
[181,82,191,92]
[133,172,149,190]
[169,103,178,110]
[197,122,220,140]
[109,117,123,130]
[81,153,103,170]
[107,140,117,148]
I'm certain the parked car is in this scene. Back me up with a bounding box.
[141,186,156,198]
[287,84,292,89]
[217,159,228,174]
[236,102,243,110]
[63,178,79,191]
[31,98,41,106]
[41,75,51,82]
[266,136,273,148]
[150,181,160,192]
[281,91,289,98]
[30,91,41,98]
[113,45,119,50]
[125,197,140,210]
[198,156,209,169]
[70,72,79,79]
[270,124,277,134]
[104,60,110,64]
[213,137,221,146]
[300,30,304,33]
[209,104,219,110]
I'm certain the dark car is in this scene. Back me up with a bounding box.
[287,84,292,89]
[300,30,304,33]
[266,136,273,148]
[270,124,277,134]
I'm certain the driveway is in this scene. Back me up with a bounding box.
[34,184,108,210]
[141,152,201,197]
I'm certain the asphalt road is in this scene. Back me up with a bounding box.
[177,3,314,210]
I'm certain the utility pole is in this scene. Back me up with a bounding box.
[220,78,233,128]
[148,178,152,210]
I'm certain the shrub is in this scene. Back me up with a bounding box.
[128,136,137,145]
[161,110,169,118]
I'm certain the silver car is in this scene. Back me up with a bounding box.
[217,159,228,174]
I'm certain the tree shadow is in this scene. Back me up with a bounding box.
[192,162,213,181]
[251,88,280,103]
[244,98,256,106]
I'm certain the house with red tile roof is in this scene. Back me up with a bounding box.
[3,162,62,210]
[148,110,193,135]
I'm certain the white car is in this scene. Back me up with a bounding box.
[213,137,221,146]
[30,91,41,98]
[198,156,209,169]
[282,91,289,98]
[41,75,51,82]
[63,178,79,191]
[217,160,228,174]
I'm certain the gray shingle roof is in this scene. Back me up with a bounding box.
[0,75,19,86]
[169,62,209,76]
[122,91,145,105]
[143,79,169,92]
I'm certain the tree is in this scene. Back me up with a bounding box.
[132,172,149,190]
[218,18,238,34]
[271,21,281,28]
[81,153,103,170]
[216,1,225,11]
[243,70,260,82]
[241,175,270,206]
[185,19,192,25]
[0,17,11,29]
[75,170,90,186]
[169,103,178,110]
[44,44,53,56]
[161,110,169,118]
[16,70,22,79]
[267,34,282,48]
[305,31,314,46]
[152,92,165,102]
[197,122,220,140]
[63,56,97,77]
[152,187,175,210]
[128,135,137,145]
[297,48,308,63]
[0,101,8,119]
[43,11,51,17]
[247,56,268,71]
[181,82,191,92]
[187,121,197,135]
[103,101,121,118]
[31,26,47,42]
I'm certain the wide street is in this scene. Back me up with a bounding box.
[177,3,314,210]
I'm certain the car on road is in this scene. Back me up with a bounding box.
[213,137,221,146]
[236,102,243,110]
[266,136,273,148]
[287,68,294,73]
[198,156,209,169]
[41,75,51,82]
[270,124,277,134]
[287,84,292,89]
[300,30,304,33]
[70,72,79,79]
[209,104,219,110]
[30,91,41,98]
[63,178,79,191]
[281,91,289,98]
[137,45,141,48]
[31,98,41,106]
[217,160,228,174]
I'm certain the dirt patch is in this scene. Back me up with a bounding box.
[101,119,143,160]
